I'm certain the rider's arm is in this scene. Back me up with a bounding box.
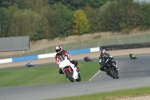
[64,51,72,61]
[55,55,60,67]
[99,55,102,65]
[107,53,114,60]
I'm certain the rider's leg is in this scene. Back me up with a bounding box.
[100,65,105,71]
[71,60,80,71]
[112,61,119,70]
[59,69,64,74]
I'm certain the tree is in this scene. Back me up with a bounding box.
[48,3,73,39]
[118,0,143,33]
[48,0,109,10]
[139,2,150,30]
[0,8,11,37]
[84,5,99,33]
[73,10,90,35]
[10,9,41,37]
[98,1,120,32]
[25,0,49,13]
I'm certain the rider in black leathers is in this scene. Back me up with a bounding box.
[99,49,119,71]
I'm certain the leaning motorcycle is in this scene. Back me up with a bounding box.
[100,57,119,79]
[59,57,81,82]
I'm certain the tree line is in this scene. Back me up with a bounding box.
[0,0,150,41]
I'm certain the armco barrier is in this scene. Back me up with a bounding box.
[0,47,100,64]
[100,42,150,51]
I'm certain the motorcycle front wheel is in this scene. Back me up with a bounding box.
[108,67,118,79]
[65,70,74,82]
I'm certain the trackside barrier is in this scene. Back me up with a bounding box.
[0,58,12,64]
[12,55,38,62]
[100,42,150,51]
[38,53,56,59]
[0,47,100,64]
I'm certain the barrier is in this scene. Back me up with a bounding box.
[100,42,150,51]
[12,55,38,62]
[0,47,100,64]
[0,41,150,64]
[0,58,12,64]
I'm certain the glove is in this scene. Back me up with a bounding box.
[99,59,102,65]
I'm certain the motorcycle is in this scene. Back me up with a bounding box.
[129,53,137,59]
[100,56,119,79]
[84,56,92,62]
[59,57,81,82]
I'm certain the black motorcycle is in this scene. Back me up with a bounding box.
[101,57,119,79]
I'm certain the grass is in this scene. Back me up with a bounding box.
[0,61,99,88]
[49,86,150,100]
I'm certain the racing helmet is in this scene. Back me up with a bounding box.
[55,46,62,53]
[101,49,106,56]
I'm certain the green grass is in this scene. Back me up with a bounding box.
[49,86,150,100]
[0,61,99,87]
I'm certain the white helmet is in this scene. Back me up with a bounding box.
[101,49,106,56]
[55,46,62,53]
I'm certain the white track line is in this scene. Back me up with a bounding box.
[89,70,100,81]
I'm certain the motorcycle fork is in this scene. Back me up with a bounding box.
[64,67,73,73]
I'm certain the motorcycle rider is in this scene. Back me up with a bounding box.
[99,49,119,71]
[55,46,80,74]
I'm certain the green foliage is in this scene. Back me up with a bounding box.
[0,0,150,40]
[0,7,11,37]
[117,0,142,33]
[84,5,100,33]
[48,0,109,10]
[73,10,90,35]
[139,2,150,30]
[48,3,73,39]
[10,9,40,37]
[31,11,50,41]
[98,0,145,33]
[98,1,120,32]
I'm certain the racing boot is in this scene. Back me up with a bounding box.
[59,69,64,74]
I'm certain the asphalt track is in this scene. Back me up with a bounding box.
[0,54,150,100]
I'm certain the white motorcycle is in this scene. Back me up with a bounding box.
[59,57,81,82]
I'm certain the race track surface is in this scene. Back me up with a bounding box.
[0,54,150,100]
[90,54,150,81]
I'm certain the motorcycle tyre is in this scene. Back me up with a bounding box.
[108,68,118,79]
[65,70,74,82]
